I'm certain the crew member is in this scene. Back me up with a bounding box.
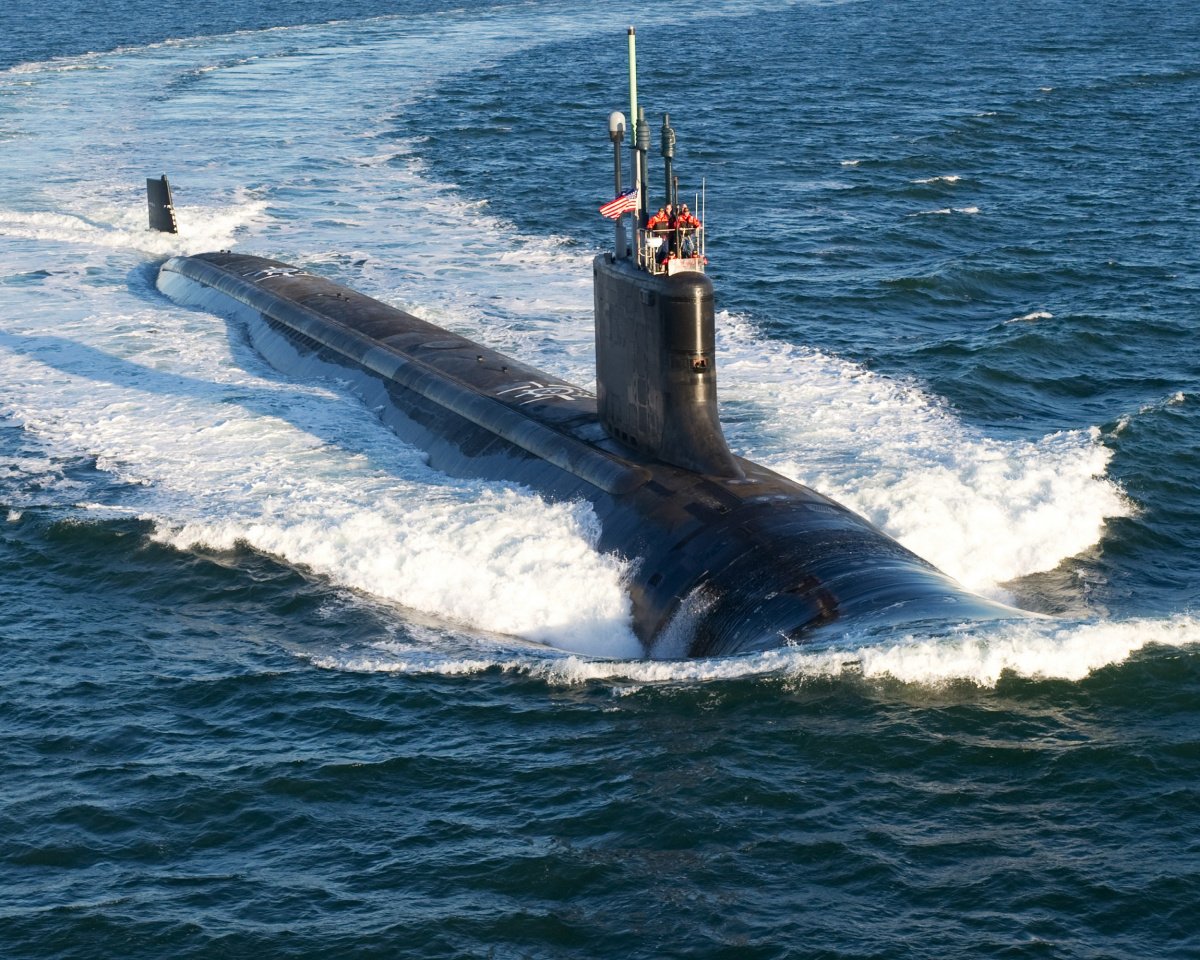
[676,203,701,229]
[646,206,675,266]
[674,203,701,257]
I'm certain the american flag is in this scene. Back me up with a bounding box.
[598,187,638,219]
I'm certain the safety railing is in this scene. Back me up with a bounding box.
[636,226,705,276]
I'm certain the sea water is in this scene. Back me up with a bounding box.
[1,1,1198,957]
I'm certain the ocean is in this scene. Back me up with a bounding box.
[1,0,1198,956]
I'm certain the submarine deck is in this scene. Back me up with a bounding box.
[158,251,1030,656]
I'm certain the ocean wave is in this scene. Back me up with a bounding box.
[0,291,640,658]
[912,206,980,216]
[0,196,268,257]
[1110,390,1189,436]
[716,316,1129,595]
[308,614,1200,689]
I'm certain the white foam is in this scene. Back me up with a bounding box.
[5,58,112,76]
[156,487,638,657]
[1111,391,1190,436]
[0,198,267,258]
[843,615,1200,686]
[0,449,91,510]
[309,614,1200,689]
[716,316,1129,595]
[911,175,962,184]
[0,296,640,658]
[913,206,980,216]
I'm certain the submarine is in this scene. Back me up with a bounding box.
[151,30,1031,658]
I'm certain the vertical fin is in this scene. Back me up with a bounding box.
[146,174,178,234]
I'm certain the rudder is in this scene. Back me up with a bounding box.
[147,175,178,234]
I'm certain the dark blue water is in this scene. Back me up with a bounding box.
[2,1,1199,957]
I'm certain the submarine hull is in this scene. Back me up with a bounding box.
[158,252,1029,657]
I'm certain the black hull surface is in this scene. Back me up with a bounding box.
[158,252,1029,657]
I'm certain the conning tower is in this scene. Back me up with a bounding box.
[593,27,741,479]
